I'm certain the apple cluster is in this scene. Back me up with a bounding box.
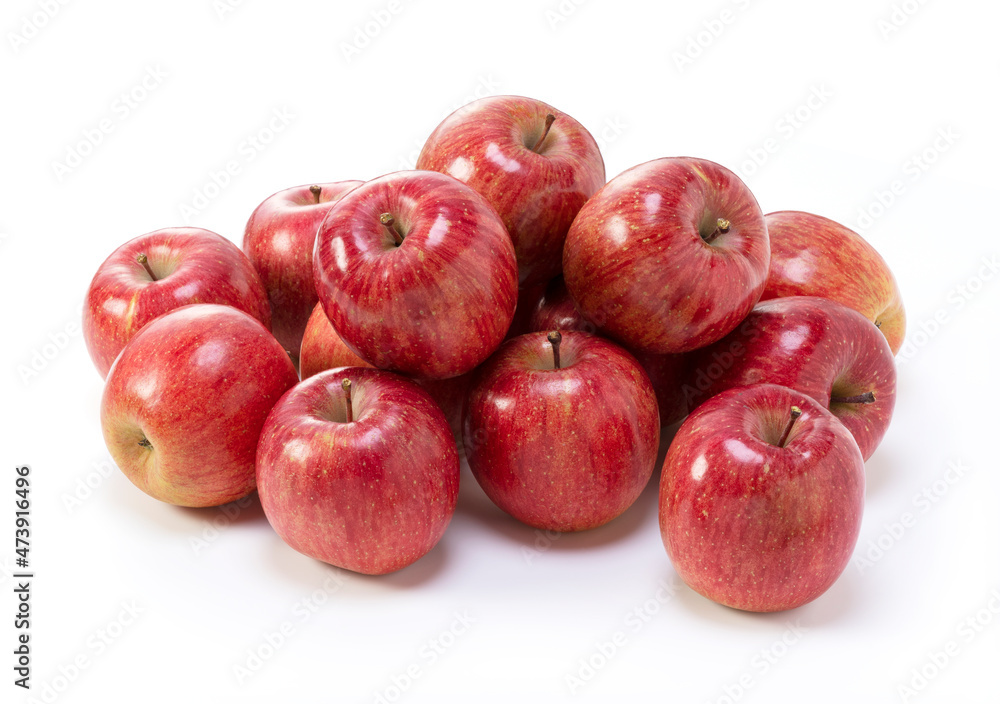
[84,95,904,611]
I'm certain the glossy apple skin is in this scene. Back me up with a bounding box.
[84,227,271,378]
[685,296,896,460]
[563,157,770,354]
[313,170,517,380]
[100,305,298,507]
[243,181,362,359]
[762,210,906,355]
[660,384,865,612]
[256,367,459,575]
[298,302,468,440]
[528,276,688,426]
[417,95,605,286]
[465,331,659,532]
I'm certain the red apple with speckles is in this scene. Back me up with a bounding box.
[243,181,362,360]
[465,330,659,532]
[84,227,270,378]
[256,367,459,575]
[762,210,906,354]
[528,276,688,426]
[660,384,865,612]
[299,302,468,439]
[313,170,517,380]
[562,157,770,354]
[684,296,896,460]
[417,95,605,286]
[100,304,298,507]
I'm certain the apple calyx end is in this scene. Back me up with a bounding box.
[137,436,153,450]
[136,253,158,281]
[547,330,562,369]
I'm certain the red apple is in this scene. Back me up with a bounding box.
[299,302,468,440]
[313,170,517,379]
[685,296,896,460]
[256,367,459,575]
[660,384,865,612]
[84,227,270,378]
[243,181,362,360]
[101,304,298,507]
[528,276,688,426]
[505,282,547,340]
[299,302,372,380]
[762,210,906,354]
[417,95,605,285]
[562,157,770,354]
[465,330,659,532]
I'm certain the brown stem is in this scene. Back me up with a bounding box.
[532,114,556,152]
[547,330,562,369]
[380,213,404,246]
[702,218,731,244]
[136,253,157,281]
[342,378,354,423]
[777,406,802,448]
[309,185,322,203]
[831,391,876,404]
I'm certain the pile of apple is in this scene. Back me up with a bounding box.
[85,95,904,613]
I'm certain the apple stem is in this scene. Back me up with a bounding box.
[547,330,562,369]
[309,185,322,203]
[778,406,802,448]
[380,213,404,246]
[136,253,157,281]
[831,391,876,404]
[532,114,557,152]
[342,378,353,423]
[702,218,731,244]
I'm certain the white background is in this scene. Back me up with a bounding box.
[2,0,999,702]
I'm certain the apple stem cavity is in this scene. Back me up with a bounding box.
[831,391,877,405]
[532,113,557,152]
[777,406,802,448]
[309,185,322,203]
[380,213,404,246]
[136,253,157,281]
[547,330,562,369]
[702,218,731,244]
[342,378,354,423]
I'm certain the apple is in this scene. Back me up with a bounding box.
[299,302,468,439]
[684,296,896,460]
[313,170,517,380]
[528,276,688,426]
[505,282,547,340]
[660,384,865,612]
[84,227,271,378]
[417,95,605,285]
[562,157,770,354]
[464,330,659,532]
[256,367,459,575]
[762,210,907,354]
[101,304,298,507]
[243,181,362,360]
[299,301,372,380]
